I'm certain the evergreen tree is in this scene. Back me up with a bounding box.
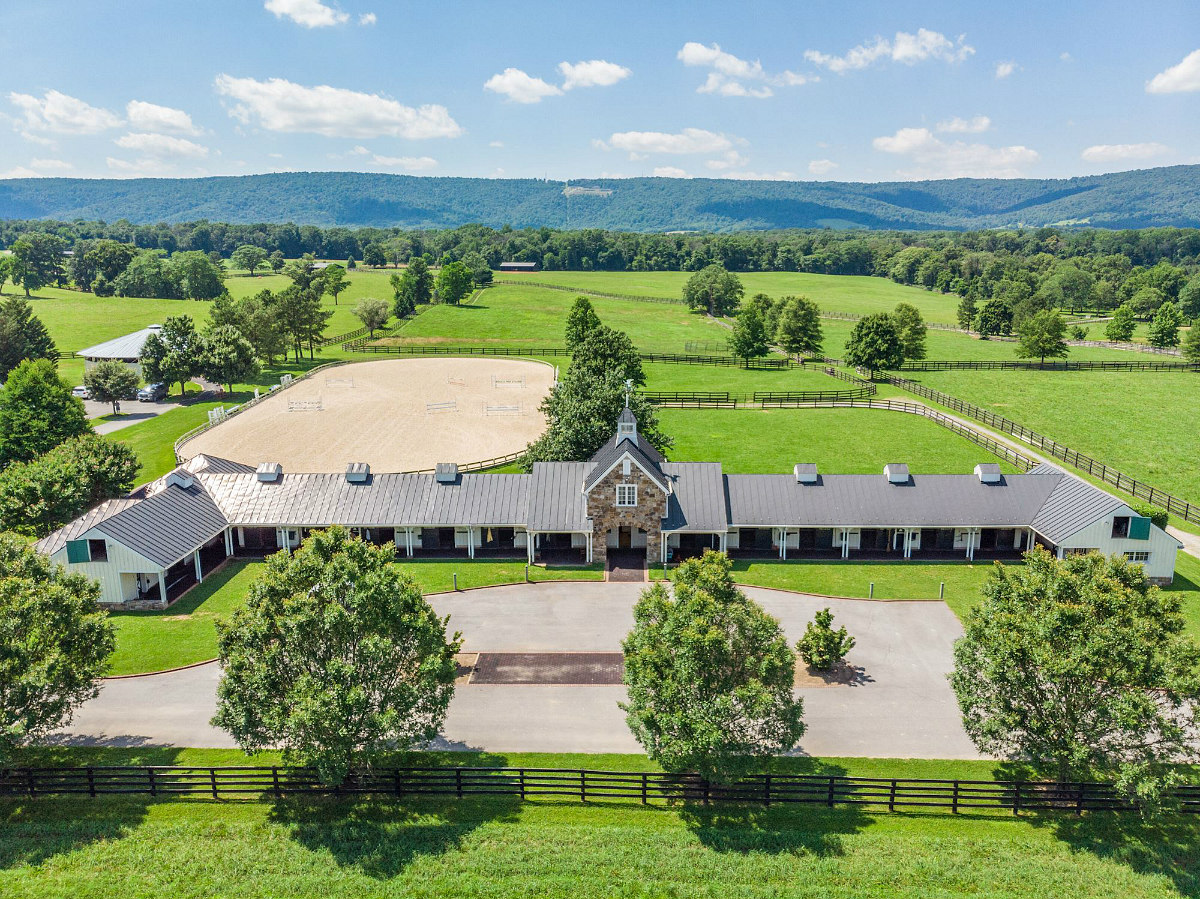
[0,296,57,380]
[956,294,978,331]
[1181,320,1200,365]
[0,359,89,465]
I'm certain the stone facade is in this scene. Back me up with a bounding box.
[585,458,667,564]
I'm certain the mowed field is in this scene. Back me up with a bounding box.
[3,749,1198,899]
[909,368,1200,504]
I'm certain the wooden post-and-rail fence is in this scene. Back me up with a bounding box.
[3,766,1198,815]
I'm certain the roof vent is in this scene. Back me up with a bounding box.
[974,463,1003,484]
[794,463,819,484]
[884,463,910,484]
[435,462,459,483]
[345,462,370,483]
[256,462,283,482]
[165,470,194,490]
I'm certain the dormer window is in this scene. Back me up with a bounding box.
[616,483,637,507]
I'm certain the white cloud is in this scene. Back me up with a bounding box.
[1081,142,1170,162]
[483,68,562,103]
[368,154,437,170]
[558,59,631,90]
[704,150,749,170]
[805,29,972,74]
[1060,52,1073,62]
[349,145,371,155]
[936,114,990,134]
[264,0,348,27]
[115,131,209,158]
[126,100,200,135]
[489,140,504,148]
[807,158,838,176]
[653,166,689,178]
[995,61,1018,79]
[214,74,462,139]
[1146,49,1200,93]
[105,156,179,177]
[0,158,72,178]
[720,170,798,181]
[873,126,1038,178]
[677,41,810,98]
[9,89,120,134]
[358,11,376,25]
[604,128,738,155]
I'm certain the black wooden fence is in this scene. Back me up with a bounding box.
[898,359,1195,372]
[4,766,1198,814]
[342,342,807,368]
[641,384,876,407]
[891,376,1200,524]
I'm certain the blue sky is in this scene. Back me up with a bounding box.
[1,0,1198,183]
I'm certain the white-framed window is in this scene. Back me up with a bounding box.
[1125,551,1151,564]
[616,483,637,507]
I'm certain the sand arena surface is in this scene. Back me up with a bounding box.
[180,358,556,472]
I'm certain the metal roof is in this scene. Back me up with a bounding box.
[94,481,228,568]
[77,325,161,360]
[1027,464,1126,543]
[662,463,728,532]
[527,462,593,532]
[584,435,668,493]
[181,454,256,475]
[725,472,1064,528]
[35,498,142,557]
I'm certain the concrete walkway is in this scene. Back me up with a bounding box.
[50,582,983,759]
[86,398,182,435]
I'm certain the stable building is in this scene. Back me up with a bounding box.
[36,409,1182,608]
[77,324,162,377]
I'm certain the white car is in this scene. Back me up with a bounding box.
[72,385,90,399]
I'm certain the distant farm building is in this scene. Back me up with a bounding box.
[77,324,162,377]
[499,261,539,273]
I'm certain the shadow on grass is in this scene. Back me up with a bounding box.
[0,745,186,871]
[107,558,248,620]
[678,758,872,857]
[268,749,519,880]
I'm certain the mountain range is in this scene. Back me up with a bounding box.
[2,166,1198,231]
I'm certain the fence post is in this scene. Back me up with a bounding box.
[580,770,587,803]
[1013,781,1021,816]
[763,774,772,807]
[148,768,157,798]
[27,769,35,799]
[210,768,219,800]
[952,780,959,814]
[455,767,463,799]
[641,772,648,805]
[1076,783,1085,816]
[394,770,402,799]
[87,767,96,798]
[519,769,526,800]
[272,766,281,798]
[889,779,896,812]
[827,776,836,808]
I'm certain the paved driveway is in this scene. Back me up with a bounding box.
[51,582,982,758]
[84,398,182,435]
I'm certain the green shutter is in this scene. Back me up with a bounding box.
[65,540,90,563]
[1129,516,1152,540]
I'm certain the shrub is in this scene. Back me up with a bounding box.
[796,607,856,670]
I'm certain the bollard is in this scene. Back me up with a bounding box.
[940,582,945,599]
[525,564,529,583]
[869,582,874,599]
[453,573,458,591]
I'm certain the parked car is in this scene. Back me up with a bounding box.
[137,382,168,402]
[72,385,90,399]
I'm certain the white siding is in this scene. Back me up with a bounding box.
[49,529,163,606]
[1055,506,1180,582]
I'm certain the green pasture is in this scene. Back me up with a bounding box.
[728,558,1002,604]
[907,368,1200,503]
[659,407,1019,474]
[641,362,848,393]
[3,747,1198,899]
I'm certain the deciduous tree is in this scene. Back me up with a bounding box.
[353,297,390,337]
[201,325,261,395]
[842,313,904,377]
[796,608,855,671]
[774,295,823,359]
[83,360,140,414]
[230,244,268,276]
[213,527,461,784]
[565,296,602,351]
[1147,300,1182,348]
[1182,320,1200,365]
[1015,309,1069,364]
[683,264,743,317]
[0,360,89,465]
[892,303,927,362]
[322,263,350,305]
[1105,303,1138,342]
[728,304,770,366]
[0,296,57,380]
[141,314,204,396]
[9,233,67,296]
[435,260,474,305]
[622,551,805,783]
[974,299,1014,339]
[951,548,1200,803]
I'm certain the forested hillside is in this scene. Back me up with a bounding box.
[2,166,1199,231]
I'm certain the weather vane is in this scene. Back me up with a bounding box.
[624,378,633,407]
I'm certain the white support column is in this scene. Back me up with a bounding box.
[158,571,167,605]
[720,531,727,553]
[224,528,233,556]
[903,529,912,559]
[781,528,788,561]
[194,549,203,583]
[467,527,475,559]
[842,528,850,559]
[969,528,979,561]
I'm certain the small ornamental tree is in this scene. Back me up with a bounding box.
[0,533,115,759]
[322,263,350,305]
[84,359,140,414]
[774,295,823,359]
[1015,309,1069,364]
[622,551,805,783]
[213,527,462,785]
[951,548,1200,804]
[564,296,602,351]
[797,608,856,671]
[892,303,927,362]
[1147,300,1182,348]
[1105,304,1138,342]
[353,297,390,337]
[200,325,260,396]
[0,359,90,466]
[842,313,904,377]
[727,304,770,366]
[683,264,744,317]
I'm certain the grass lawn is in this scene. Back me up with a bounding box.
[660,407,1019,474]
[2,749,1197,899]
[906,369,1200,504]
[642,362,847,393]
[104,558,603,675]
[106,560,259,676]
[727,558,1002,603]
[225,267,401,337]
